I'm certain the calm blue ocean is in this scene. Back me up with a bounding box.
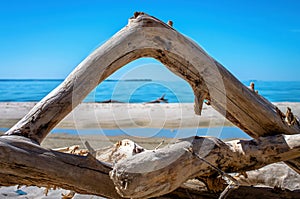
[0,79,299,102]
[0,79,299,139]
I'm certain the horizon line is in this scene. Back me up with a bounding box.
[0,78,299,82]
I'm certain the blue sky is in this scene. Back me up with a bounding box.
[0,0,300,81]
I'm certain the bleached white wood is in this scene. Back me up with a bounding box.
[0,134,299,198]
[5,13,300,144]
[110,134,300,198]
[1,12,300,198]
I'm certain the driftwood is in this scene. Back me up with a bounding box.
[1,12,300,198]
[5,12,300,143]
[110,134,300,198]
[145,94,168,103]
[50,140,300,197]
[99,99,124,103]
[0,134,299,198]
[159,185,300,199]
[0,136,120,198]
[234,162,300,191]
[60,139,300,194]
[99,94,168,103]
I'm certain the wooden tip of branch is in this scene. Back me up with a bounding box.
[84,141,96,157]
[194,96,203,115]
[194,92,206,116]
[167,20,173,27]
[133,11,145,19]
[285,107,300,127]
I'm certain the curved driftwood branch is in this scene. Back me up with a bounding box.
[110,134,300,198]
[2,12,300,198]
[5,12,300,144]
[0,134,299,198]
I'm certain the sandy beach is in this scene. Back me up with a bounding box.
[1,101,300,148]
[1,102,300,198]
[1,102,300,130]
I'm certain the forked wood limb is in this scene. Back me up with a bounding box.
[5,12,300,144]
[1,12,300,198]
[0,134,299,198]
[110,134,300,198]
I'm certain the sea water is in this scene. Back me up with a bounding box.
[0,79,299,102]
[0,79,299,139]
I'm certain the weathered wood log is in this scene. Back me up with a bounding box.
[145,94,168,103]
[2,12,300,198]
[4,12,300,173]
[158,186,300,199]
[5,11,300,172]
[234,162,300,191]
[5,12,300,143]
[53,140,300,193]
[0,134,299,198]
[57,140,300,195]
[110,134,300,198]
[198,162,300,193]
[0,136,120,199]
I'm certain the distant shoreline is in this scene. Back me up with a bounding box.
[1,80,300,102]
[0,78,152,82]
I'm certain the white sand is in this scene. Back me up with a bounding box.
[1,102,300,198]
[1,102,299,130]
[0,185,104,199]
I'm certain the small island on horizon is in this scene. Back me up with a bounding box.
[106,78,152,82]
